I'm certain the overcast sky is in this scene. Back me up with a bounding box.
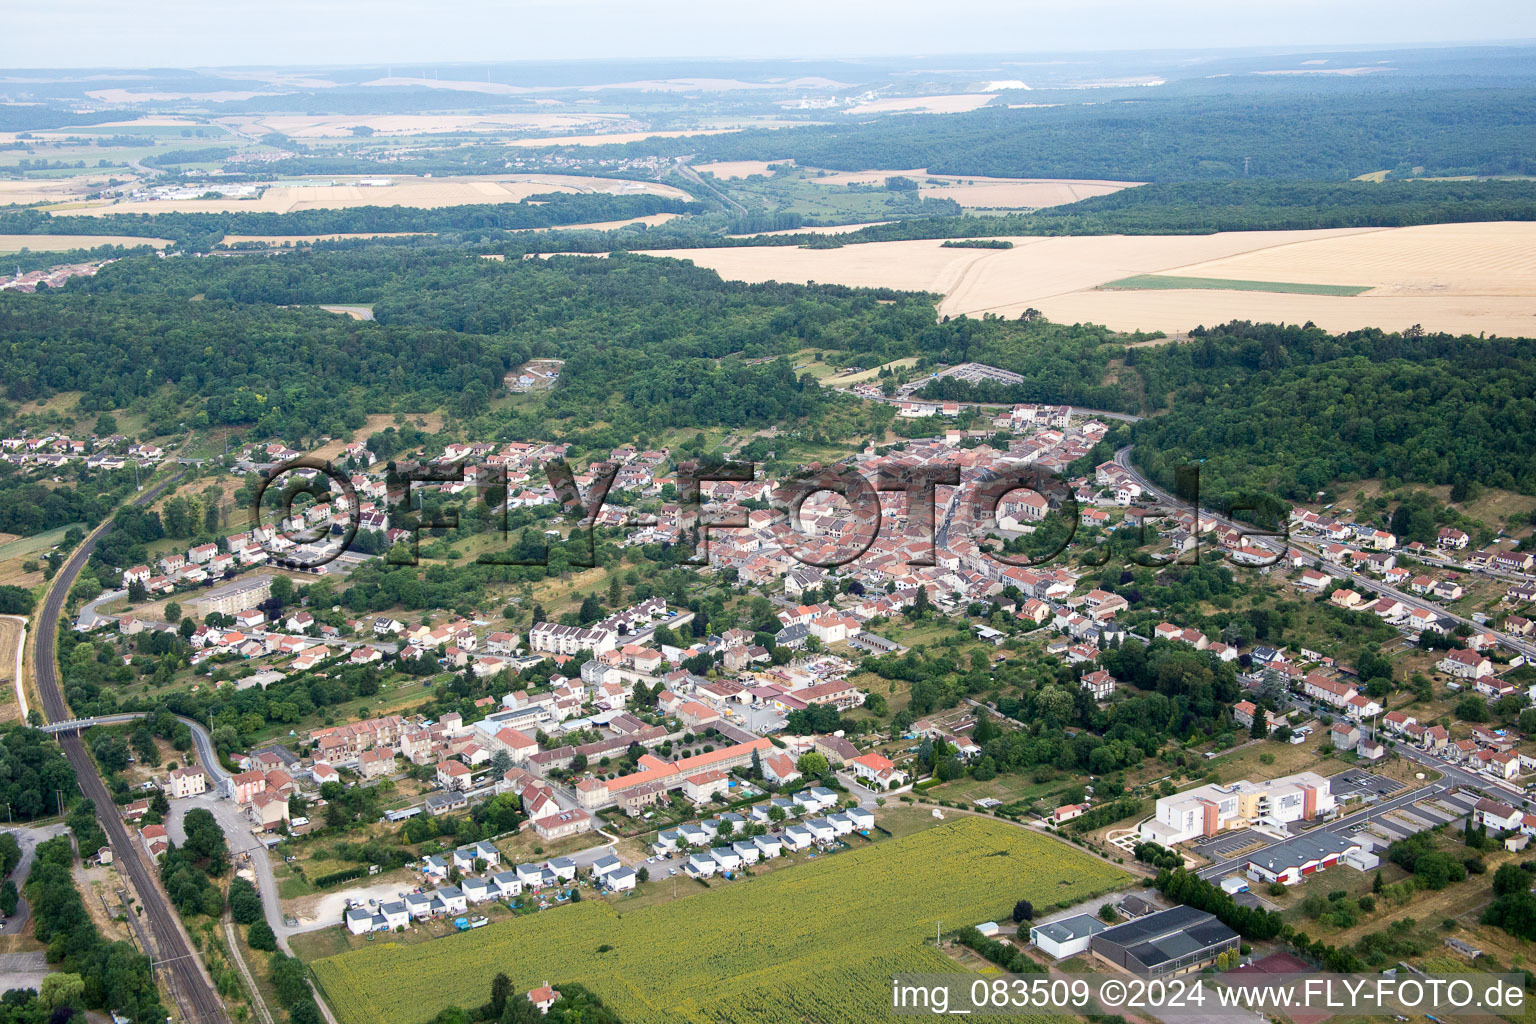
[1,0,1531,68]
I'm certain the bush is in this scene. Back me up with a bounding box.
[1413,851,1467,890]
[312,866,368,888]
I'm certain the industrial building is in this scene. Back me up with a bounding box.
[1030,914,1109,959]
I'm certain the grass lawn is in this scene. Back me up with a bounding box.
[828,357,920,386]
[1101,274,1371,296]
[1205,737,1349,784]
[925,774,1077,808]
[0,523,86,563]
[494,828,608,866]
[276,860,314,901]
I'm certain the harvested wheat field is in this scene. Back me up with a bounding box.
[506,128,745,148]
[801,167,1140,208]
[507,212,682,232]
[727,221,894,238]
[0,614,25,723]
[0,233,171,252]
[0,176,122,206]
[643,222,1536,337]
[692,159,790,179]
[63,174,689,217]
[920,177,1136,208]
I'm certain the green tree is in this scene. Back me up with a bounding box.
[795,751,829,777]
[248,919,277,951]
[40,972,85,1010]
[490,973,512,1017]
[229,877,264,924]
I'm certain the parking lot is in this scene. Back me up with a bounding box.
[1191,828,1269,858]
[1330,771,1405,802]
[737,703,787,734]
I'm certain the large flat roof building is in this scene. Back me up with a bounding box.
[1243,832,1361,886]
[1091,905,1239,978]
[191,573,274,617]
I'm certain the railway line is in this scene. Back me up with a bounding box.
[31,476,230,1024]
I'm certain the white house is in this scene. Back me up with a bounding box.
[434,886,468,915]
[782,824,814,850]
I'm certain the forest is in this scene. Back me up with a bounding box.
[553,89,1536,181]
[0,726,76,821]
[1124,321,1536,511]
[913,317,1536,512]
[4,248,932,441]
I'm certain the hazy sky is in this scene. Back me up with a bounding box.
[1,0,1531,68]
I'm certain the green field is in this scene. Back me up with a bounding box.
[1101,274,1371,296]
[310,817,1129,1024]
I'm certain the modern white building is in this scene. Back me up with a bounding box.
[1138,771,1336,845]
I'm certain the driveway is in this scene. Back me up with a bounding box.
[75,588,128,630]
[171,794,292,950]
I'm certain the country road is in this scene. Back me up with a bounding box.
[31,474,232,1024]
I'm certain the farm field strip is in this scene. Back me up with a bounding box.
[310,817,1129,1024]
[1102,274,1371,295]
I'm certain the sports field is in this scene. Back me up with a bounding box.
[310,816,1128,1024]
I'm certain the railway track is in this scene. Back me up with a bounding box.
[32,476,230,1024]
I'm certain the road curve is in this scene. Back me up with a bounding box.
[32,477,231,1024]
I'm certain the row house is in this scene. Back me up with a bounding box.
[1302,672,1358,708]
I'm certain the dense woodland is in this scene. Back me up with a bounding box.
[6,248,1536,520]
[25,835,167,1022]
[1125,322,1536,511]
[5,249,932,441]
[554,90,1536,181]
